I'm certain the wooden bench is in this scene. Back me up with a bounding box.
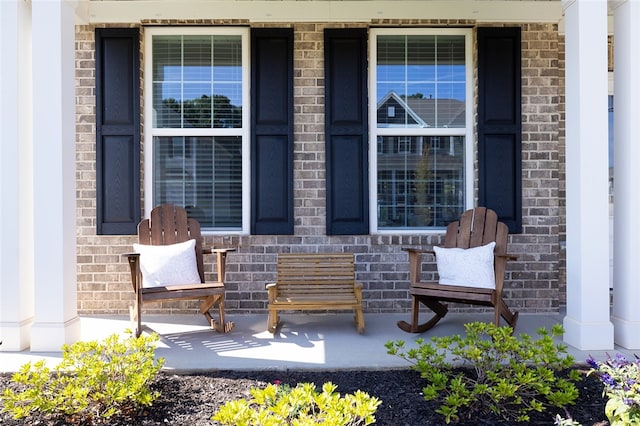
[266,253,365,334]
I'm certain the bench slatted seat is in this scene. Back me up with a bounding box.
[266,253,365,333]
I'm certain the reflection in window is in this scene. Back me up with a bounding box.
[376,34,466,129]
[377,136,464,228]
[154,136,242,229]
[372,29,470,231]
[147,28,247,231]
[152,35,242,129]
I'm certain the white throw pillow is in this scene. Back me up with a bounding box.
[433,242,496,289]
[133,239,202,288]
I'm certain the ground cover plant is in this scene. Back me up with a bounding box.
[212,381,381,425]
[386,322,582,424]
[1,332,163,424]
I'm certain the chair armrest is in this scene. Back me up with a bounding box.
[266,283,277,303]
[402,248,435,285]
[402,247,435,256]
[496,253,518,261]
[201,247,236,283]
[353,281,363,303]
[202,246,237,255]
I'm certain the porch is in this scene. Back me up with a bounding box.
[0,312,630,373]
[3,0,640,355]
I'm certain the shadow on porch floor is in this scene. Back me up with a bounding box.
[0,312,633,373]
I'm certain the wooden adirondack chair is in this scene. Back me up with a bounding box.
[125,204,235,337]
[397,207,519,333]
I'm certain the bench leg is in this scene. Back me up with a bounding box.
[354,307,365,334]
[267,308,279,334]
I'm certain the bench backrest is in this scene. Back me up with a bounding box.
[276,253,356,293]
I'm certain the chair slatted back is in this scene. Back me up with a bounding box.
[443,207,509,257]
[137,204,205,282]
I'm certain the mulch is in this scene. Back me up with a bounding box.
[0,368,609,425]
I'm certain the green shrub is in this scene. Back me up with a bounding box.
[212,381,381,426]
[1,332,164,424]
[386,322,580,424]
[587,353,640,425]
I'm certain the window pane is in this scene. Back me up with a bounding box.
[183,83,212,127]
[212,36,243,128]
[152,36,182,128]
[213,83,242,128]
[153,36,182,81]
[183,36,212,82]
[152,35,243,129]
[376,35,466,128]
[377,135,465,229]
[153,136,242,229]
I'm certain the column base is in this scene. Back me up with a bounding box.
[612,316,640,350]
[0,318,33,351]
[563,315,614,351]
[30,316,81,352]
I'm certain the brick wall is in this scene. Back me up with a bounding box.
[558,34,567,307]
[514,23,561,310]
[75,21,564,316]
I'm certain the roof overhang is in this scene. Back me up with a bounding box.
[84,0,565,24]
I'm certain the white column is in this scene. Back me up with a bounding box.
[0,1,35,351]
[29,0,80,351]
[562,0,614,350]
[611,0,640,349]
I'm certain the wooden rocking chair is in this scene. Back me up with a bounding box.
[125,204,235,337]
[397,207,519,333]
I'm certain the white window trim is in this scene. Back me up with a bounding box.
[368,27,474,234]
[143,27,251,235]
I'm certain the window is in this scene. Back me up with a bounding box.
[370,29,472,231]
[144,28,250,232]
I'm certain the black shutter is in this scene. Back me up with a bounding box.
[478,27,522,233]
[325,29,369,235]
[95,28,140,235]
[250,29,294,235]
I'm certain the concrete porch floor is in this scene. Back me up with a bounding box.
[0,312,633,373]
